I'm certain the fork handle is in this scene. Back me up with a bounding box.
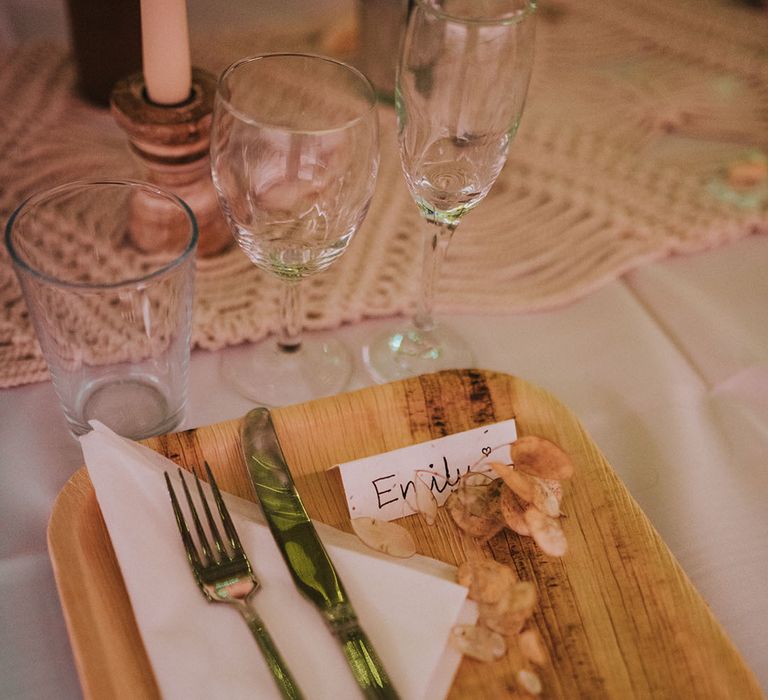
[335,626,400,700]
[238,603,305,700]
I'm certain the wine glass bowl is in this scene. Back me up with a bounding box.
[364,0,536,382]
[211,53,379,405]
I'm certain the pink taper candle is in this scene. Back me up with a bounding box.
[139,0,192,105]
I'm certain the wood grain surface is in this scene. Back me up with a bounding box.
[48,370,763,699]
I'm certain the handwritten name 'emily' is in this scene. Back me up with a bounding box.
[335,419,518,522]
[372,455,488,509]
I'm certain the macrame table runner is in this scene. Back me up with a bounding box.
[1,0,766,388]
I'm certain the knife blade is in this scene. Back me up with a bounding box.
[241,407,400,700]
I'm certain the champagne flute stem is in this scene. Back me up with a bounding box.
[414,219,457,332]
[277,280,303,353]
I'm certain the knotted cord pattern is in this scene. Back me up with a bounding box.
[1,0,766,387]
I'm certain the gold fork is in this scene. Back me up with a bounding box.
[165,463,304,700]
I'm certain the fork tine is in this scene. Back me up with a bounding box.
[204,461,244,555]
[178,468,214,565]
[191,463,229,561]
[164,471,202,571]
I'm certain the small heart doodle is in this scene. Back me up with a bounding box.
[481,446,492,456]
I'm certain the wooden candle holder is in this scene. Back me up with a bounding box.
[110,68,232,257]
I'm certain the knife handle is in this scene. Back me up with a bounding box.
[328,611,400,700]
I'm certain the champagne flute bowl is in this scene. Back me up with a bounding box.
[364,0,536,383]
[211,53,379,406]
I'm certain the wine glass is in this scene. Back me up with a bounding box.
[211,53,379,406]
[364,0,536,382]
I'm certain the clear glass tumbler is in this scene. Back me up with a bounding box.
[5,179,198,439]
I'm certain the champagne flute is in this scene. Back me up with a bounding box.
[211,53,379,406]
[364,0,536,382]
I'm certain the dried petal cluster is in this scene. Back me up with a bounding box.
[446,435,575,557]
[451,559,547,694]
[347,434,576,694]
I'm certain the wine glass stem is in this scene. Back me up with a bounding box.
[414,219,457,332]
[277,280,303,353]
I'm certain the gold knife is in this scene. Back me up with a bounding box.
[241,407,400,700]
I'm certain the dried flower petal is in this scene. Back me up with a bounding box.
[480,580,537,634]
[484,477,505,521]
[510,435,575,480]
[541,477,564,508]
[518,628,547,666]
[490,463,561,518]
[449,624,507,662]
[524,507,568,557]
[530,477,562,518]
[445,473,505,541]
[350,517,416,558]
[726,152,767,189]
[499,484,532,536]
[457,471,497,513]
[462,470,494,486]
[516,669,543,695]
[446,491,505,541]
[457,559,518,604]
[413,470,439,525]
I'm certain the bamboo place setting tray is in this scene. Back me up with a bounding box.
[48,369,763,699]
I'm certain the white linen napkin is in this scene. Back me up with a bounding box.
[80,421,475,700]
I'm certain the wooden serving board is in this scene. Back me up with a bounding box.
[48,369,763,699]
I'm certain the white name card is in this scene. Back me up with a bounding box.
[336,419,517,522]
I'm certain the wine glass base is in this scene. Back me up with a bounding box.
[221,336,353,406]
[362,321,475,384]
